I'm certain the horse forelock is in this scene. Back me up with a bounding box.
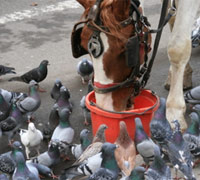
[81,0,133,43]
[100,0,132,42]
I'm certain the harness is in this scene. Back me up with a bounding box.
[71,0,176,96]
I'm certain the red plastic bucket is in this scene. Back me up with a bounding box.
[85,89,160,143]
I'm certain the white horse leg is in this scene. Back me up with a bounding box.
[165,62,193,90]
[166,0,200,130]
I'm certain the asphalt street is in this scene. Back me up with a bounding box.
[0,0,200,179]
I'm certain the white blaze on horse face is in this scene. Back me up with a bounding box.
[91,32,113,84]
[91,32,114,111]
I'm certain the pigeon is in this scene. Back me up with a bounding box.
[59,152,102,180]
[50,79,63,101]
[134,117,157,166]
[16,80,41,120]
[49,85,72,131]
[192,104,200,123]
[51,108,74,157]
[19,122,43,159]
[164,120,196,180]
[27,140,61,167]
[144,145,171,180]
[80,81,93,126]
[0,65,16,76]
[184,85,200,104]
[0,141,23,174]
[0,102,24,144]
[88,142,120,180]
[56,85,72,113]
[0,88,28,105]
[42,123,53,141]
[191,17,200,48]
[77,58,93,84]
[114,121,136,177]
[70,129,91,159]
[74,124,108,165]
[0,93,10,121]
[12,151,40,180]
[8,60,49,84]
[120,166,146,180]
[48,103,60,132]
[183,112,200,162]
[0,174,9,180]
[150,97,173,145]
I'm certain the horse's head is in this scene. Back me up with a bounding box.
[72,0,151,111]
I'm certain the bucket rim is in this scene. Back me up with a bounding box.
[86,89,160,117]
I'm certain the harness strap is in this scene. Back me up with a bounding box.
[141,0,175,88]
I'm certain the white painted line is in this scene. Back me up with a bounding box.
[0,0,81,24]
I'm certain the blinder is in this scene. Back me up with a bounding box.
[71,22,88,58]
[125,35,140,68]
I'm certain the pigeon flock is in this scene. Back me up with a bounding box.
[0,58,200,180]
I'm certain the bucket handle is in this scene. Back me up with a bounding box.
[90,90,159,115]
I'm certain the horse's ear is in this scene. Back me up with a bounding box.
[76,0,93,9]
[112,0,130,21]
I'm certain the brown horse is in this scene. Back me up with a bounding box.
[72,0,151,112]
[72,0,200,130]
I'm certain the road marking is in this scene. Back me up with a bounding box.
[0,0,81,24]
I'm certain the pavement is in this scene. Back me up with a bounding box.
[0,0,200,179]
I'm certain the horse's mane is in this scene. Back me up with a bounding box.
[82,0,132,42]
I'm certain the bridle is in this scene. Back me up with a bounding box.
[71,0,176,96]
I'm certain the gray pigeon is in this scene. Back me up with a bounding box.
[51,108,74,158]
[150,97,173,151]
[0,141,23,174]
[50,79,63,101]
[12,151,40,180]
[0,65,16,76]
[88,142,120,180]
[80,81,93,126]
[48,85,72,131]
[0,88,28,105]
[16,80,41,120]
[55,85,72,113]
[27,162,57,179]
[0,93,10,121]
[8,60,49,84]
[27,140,61,167]
[120,166,146,180]
[71,129,91,159]
[164,120,196,180]
[191,17,200,48]
[183,112,200,162]
[77,58,93,84]
[192,104,200,123]
[0,102,24,144]
[184,85,200,104]
[59,151,102,179]
[144,145,171,180]
[134,117,157,166]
